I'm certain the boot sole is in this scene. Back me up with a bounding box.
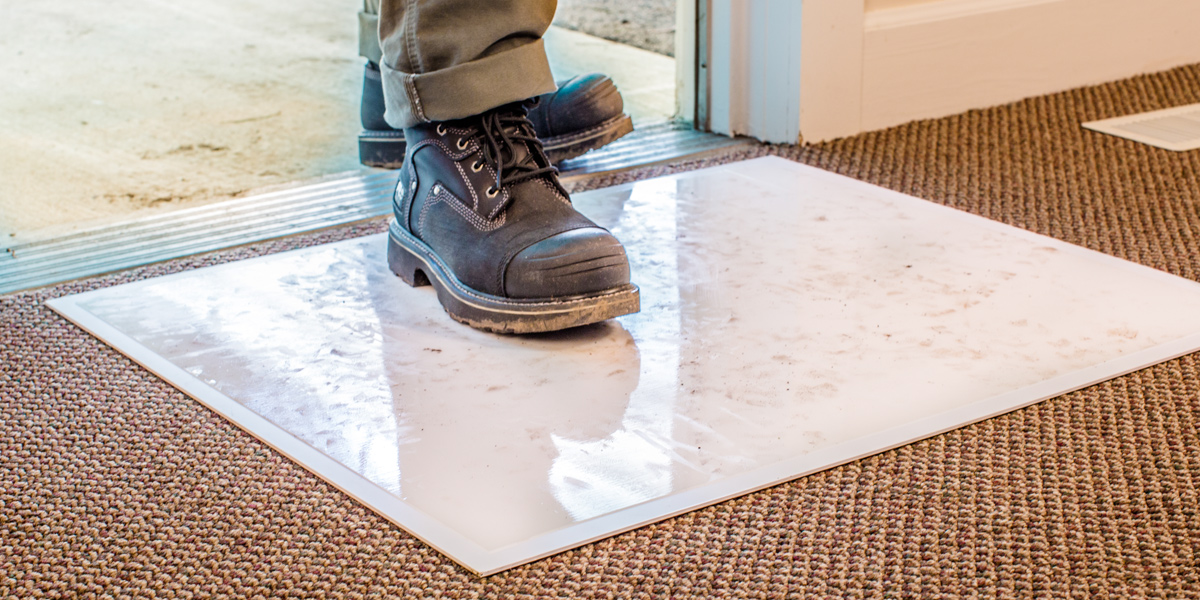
[360,114,635,169]
[386,220,640,334]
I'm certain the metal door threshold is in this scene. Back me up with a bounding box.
[1,122,749,294]
[557,120,749,177]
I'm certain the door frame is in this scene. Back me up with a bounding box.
[684,0,1200,145]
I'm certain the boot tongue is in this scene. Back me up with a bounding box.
[472,102,562,219]
[489,103,544,171]
[498,128,536,170]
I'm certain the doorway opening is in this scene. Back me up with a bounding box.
[0,0,745,294]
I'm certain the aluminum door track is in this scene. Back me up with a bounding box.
[2,122,749,294]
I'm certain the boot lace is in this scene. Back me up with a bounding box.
[471,99,564,205]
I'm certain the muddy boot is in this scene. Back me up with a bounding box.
[360,62,634,168]
[387,100,639,334]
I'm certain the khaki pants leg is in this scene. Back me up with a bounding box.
[358,0,383,65]
[363,0,559,129]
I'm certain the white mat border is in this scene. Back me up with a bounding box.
[48,259,1200,577]
[45,157,1200,575]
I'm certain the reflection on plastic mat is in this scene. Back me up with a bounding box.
[49,157,1200,575]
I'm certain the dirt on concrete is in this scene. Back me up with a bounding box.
[555,0,677,58]
[0,0,364,242]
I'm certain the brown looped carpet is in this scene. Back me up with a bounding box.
[4,64,1200,598]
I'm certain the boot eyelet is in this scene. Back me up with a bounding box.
[471,161,483,173]
[486,186,499,198]
[457,138,469,150]
[436,124,447,135]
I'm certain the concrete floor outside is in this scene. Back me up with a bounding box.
[0,0,676,244]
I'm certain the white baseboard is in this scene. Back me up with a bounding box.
[864,0,1059,31]
[856,0,1200,136]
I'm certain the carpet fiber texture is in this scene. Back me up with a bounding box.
[4,65,1200,598]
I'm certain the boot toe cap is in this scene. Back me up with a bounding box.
[541,73,625,135]
[504,228,631,299]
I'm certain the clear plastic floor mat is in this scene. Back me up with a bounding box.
[49,157,1200,575]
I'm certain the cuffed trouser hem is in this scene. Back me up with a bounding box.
[379,38,557,129]
[358,10,382,64]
